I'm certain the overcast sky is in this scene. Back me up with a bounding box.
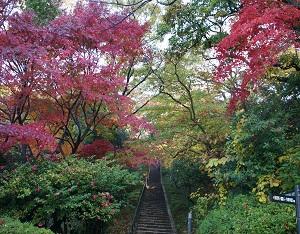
[62,0,78,9]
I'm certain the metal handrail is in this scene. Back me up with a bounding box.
[128,168,150,234]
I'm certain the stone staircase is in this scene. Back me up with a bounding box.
[134,165,176,234]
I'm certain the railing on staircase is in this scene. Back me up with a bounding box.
[159,163,177,234]
[128,169,149,234]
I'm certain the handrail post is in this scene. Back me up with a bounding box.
[187,211,192,234]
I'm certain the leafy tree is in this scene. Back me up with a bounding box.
[216,0,300,110]
[79,139,114,159]
[211,51,300,201]
[169,158,211,204]
[143,56,229,165]
[0,1,152,158]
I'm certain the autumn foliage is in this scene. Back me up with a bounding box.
[0,2,152,156]
[79,139,114,159]
[216,0,300,109]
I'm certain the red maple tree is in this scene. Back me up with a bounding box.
[0,2,152,157]
[216,0,300,110]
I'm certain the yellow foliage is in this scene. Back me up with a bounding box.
[218,184,228,205]
[206,157,228,169]
[253,175,281,203]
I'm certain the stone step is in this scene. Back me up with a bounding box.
[138,215,169,219]
[139,209,168,212]
[136,227,174,233]
[138,219,171,224]
[136,232,173,234]
[137,224,172,229]
[138,220,171,225]
[140,207,167,210]
[139,214,169,217]
[136,226,174,231]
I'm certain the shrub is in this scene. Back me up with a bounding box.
[79,139,114,159]
[0,157,141,233]
[197,194,296,234]
[0,216,53,234]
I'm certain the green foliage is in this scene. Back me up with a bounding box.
[192,193,218,222]
[24,0,61,24]
[211,53,300,198]
[170,158,210,199]
[0,216,53,234]
[0,157,141,232]
[142,57,229,165]
[197,194,296,234]
[217,107,287,190]
[157,0,239,56]
[278,147,300,191]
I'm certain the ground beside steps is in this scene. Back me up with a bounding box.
[134,165,175,234]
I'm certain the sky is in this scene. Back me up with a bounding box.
[62,0,78,9]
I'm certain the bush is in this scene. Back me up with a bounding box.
[0,216,53,234]
[197,194,295,234]
[79,139,114,159]
[0,157,141,233]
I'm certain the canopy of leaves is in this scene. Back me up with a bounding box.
[140,55,230,174]
[157,0,239,56]
[216,0,300,110]
[0,1,152,157]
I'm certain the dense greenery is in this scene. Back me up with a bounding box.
[197,195,296,234]
[170,158,211,202]
[0,216,53,234]
[209,51,300,202]
[0,157,141,233]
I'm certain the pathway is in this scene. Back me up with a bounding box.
[134,165,176,234]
